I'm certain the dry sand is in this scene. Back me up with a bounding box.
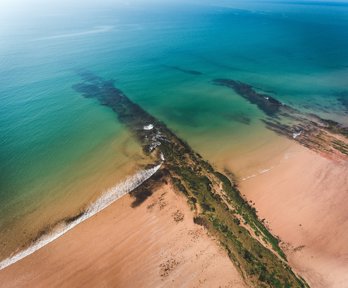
[0,182,246,288]
[236,140,348,288]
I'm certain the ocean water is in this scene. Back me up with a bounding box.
[1,1,347,261]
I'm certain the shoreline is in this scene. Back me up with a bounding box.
[0,182,246,288]
[2,136,346,287]
[0,72,308,287]
[0,163,161,271]
[2,71,346,286]
[0,129,148,262]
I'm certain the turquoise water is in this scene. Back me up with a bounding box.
[1,1,348,259]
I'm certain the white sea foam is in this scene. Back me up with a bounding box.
[143,124,154,130]
[292,131,302,139]
[0,163,161,271]
[160,152,165,161]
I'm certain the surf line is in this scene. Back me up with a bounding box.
[0,163,162,271]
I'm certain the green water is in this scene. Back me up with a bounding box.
[0,1,347,259]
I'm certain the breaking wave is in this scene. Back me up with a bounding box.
[0,163,161,270]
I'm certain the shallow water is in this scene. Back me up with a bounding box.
[1,0,347,260]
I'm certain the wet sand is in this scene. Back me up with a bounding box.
[0,182,246,288]
[237,140,348,288]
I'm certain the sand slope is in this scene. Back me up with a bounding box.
[0,183,246,288]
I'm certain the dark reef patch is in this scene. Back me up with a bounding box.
[214,78,348,160]
[72,71,163,155]
[214,79,284,117]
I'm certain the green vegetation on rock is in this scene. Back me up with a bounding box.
[76,72,309,288]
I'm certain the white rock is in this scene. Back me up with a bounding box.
[143,124,154,130]
[293,131,302,139]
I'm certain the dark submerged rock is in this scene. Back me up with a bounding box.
[214,78,348,159]
[214,79,283,116]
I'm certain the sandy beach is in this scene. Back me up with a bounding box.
[0,182,246,288]
[1,132,346,288]
[237,140,348,288]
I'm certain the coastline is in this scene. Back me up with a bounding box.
[0,182,246,288]
[0,129,148,262]
[1,136,346,287]
[0,73,310,287]
[0,163,161,271]
[70,73,307,287]
[1,72,346,286]
[1,2,348,287]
